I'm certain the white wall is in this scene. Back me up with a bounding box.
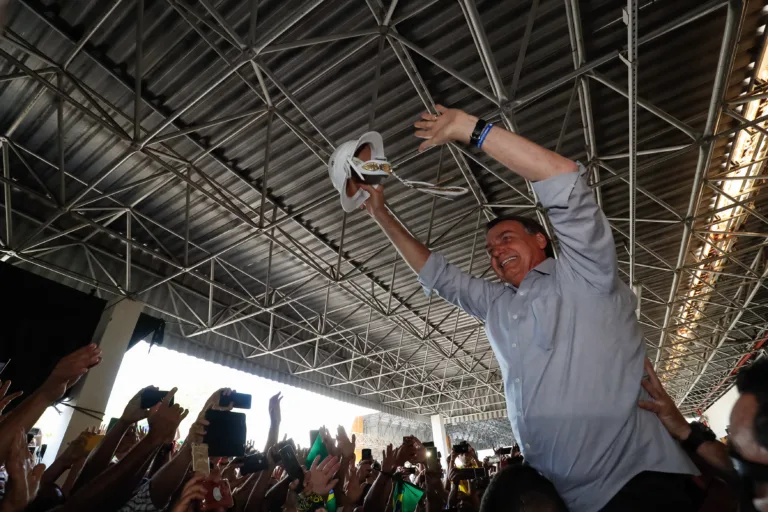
[703,385,740,438]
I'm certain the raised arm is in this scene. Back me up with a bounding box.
[414,106,616,292]
[638,359,734,479]
[414,105,576,182]
[0,345,102,466]
[361,184,503,321]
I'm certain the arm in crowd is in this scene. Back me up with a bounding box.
[0,345,102,466]
[363,444,396,512]
[51,390,187,512]
[265,392,282,453]
[639,359,734,479]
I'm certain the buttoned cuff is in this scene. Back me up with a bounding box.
[417,252,447,297]
[531,162,587,209]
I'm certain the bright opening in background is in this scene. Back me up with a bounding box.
[37,341,375,451]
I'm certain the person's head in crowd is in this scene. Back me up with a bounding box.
[486,216,553,287]
[479,465,566,512]
[730,358,768,511]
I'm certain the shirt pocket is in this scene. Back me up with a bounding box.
[530,295,562,351]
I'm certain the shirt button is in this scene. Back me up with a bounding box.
[511,343,517,348]
[512,314,518,320]
[515,378,520,383]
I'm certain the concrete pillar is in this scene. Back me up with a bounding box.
[44,299,143,465]
[430,414,449,466]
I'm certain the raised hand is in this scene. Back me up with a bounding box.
[0,380,23,419]
[381,444,396,474]
[336,425,356,459]
[395,437,417,466]
[344,457,363,505]
[147,388,188,445]
[320,427,338,457]
[413,105,476,152]
[40,344,102,402]
[3,428,46,511]
[268,392,282,424]
[186,417,209,445]
[638,358,691,441]
[121,386,156,424]
[304,455,340,496]
[170,473,207,512]
[199,388,234,420]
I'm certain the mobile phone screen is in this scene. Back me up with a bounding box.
[203,410,247,457]
[361,448,372,461]
[219,392,252,410]
[241,452,269,475]
[279,444,304,491]
[140,389,174,409]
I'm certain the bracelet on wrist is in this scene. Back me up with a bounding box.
[477,123,493,149]
[469,119,488,147]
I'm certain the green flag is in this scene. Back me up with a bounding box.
[304,433,328,469]
[325,490,336,512]
[393,480,424,512]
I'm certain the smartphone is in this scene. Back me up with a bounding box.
[83,434,104,453]
[241,452,270,475]
[273,438,295,463]
[422,441,434,448]
[27,432,34,445]
[456,467,487,480]
[361,448,372,461]
[203,410,247,457]
[0,359,10,377]
[496,446,512,455]
[107,417,120,433]
[309,429,319,446]
[201,479,233,511]
[279,444,305,491]
[425,446,437,460]
[219,392,252,410]
[140,388,174,409]
[452,441,469,454]
[403,467,417,475]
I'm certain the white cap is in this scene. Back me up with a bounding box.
[328,132,386,212]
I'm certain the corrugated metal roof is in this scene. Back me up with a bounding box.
[1,0,766,426]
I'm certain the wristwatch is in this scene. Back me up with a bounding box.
[680,421,716,453]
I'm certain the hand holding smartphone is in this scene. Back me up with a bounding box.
[218,391,252,410]
[140,388,174,409]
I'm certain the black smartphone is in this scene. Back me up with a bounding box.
[309,430,319,446]
[219,392,252,410]
[361,448,372,461]
[140,388,174,409]
[106,417,120,433]
[452,441,469,454]
[496,446,512,455]
[456,467,486,480]
[403,467,416,475]
[241,452,269,475]
[0,359,10,377]
[203,410,247,457]
[279,444,304,492]
[422,441,434,448]
[425,446,437,460]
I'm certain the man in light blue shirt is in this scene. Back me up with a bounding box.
[357,105,698,511]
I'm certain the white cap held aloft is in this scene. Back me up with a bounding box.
[328,131,467,212]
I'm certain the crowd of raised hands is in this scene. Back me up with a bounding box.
[0,344,491,512]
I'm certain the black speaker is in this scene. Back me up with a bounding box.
[0,262,106,410]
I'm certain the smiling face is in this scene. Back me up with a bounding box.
[486,220,548,287]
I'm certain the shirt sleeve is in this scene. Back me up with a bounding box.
[532,163,617,292]
[418,252,505,321]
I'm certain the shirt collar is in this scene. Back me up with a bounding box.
[503,258,555,289]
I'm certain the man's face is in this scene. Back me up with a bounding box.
[486,220,548,287]
[730,393,768,510]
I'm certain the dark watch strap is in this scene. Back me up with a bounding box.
[469,118,487,146]
[680,421,716,453]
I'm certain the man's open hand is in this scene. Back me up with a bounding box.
[269,392,282,424]
[638,358,691,441]
[121,386,156,424]
[413,105,476,152]
[3,428,46,512]
[40,344,102,402]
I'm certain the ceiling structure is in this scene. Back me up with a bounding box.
[1,0,767,437]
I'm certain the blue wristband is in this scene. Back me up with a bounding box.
[477,123,493,148]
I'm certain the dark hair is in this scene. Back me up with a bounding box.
[486,216,554,258]
[480,465,567,512]
[736,358,768,450]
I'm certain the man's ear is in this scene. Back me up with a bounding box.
[535,232,548,250]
